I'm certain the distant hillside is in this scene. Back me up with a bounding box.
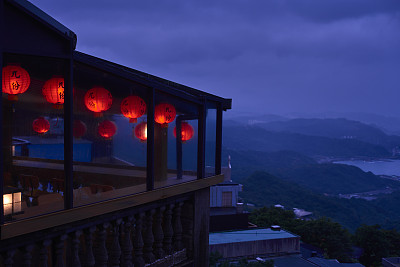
[224,149,398,194]
[223,125,391,158]
[257,118,400,150]
[240,171,400,231]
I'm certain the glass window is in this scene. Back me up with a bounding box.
[3,53,67,221]
[154,92,198,189]
[72,63,147,206]
[205,102,217,177]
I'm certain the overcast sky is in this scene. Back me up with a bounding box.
[31,0,400,117]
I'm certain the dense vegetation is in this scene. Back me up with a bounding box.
[239,171,399,231]
[250,207,400,267]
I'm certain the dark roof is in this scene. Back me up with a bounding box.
[74,51,232,110]
[6,0,77,48]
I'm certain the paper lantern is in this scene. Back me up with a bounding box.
[174,122,194,142]
[42,76,65,109]
[121,95,146,123]
[134,121,147,142]
[154,103,176,128]
[32,117,50,134]
[2,65,31,101]
[73,120,87,139]
[84,87,112,116]
[98,120,117,139]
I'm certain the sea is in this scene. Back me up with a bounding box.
[334,159,400,176]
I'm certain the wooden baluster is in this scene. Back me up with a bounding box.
[94,223,109,267]
[54,235,67,267]
[121,216,134,267]
[133,213,145,267]
[2,249,16,267]
[109,219,122,267]
[153,206,165,259]
[84,226,96,267]
[181,201,194,258]
[22,245,34,267]
[143,209,155,263]
[71,231,82,267]
[39,240,52,267]
[163,204,174,255]
[173,202,184,251]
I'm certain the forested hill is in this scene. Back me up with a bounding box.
[223,125,390,158]
[257,118,400,150]
[224,149,399,194]
[240,171,400,231]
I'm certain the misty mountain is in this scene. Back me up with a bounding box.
[224,149,398,194]
[256,118,400,150]
[223,125,391,158]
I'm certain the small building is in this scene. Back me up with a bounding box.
[209,228,300,259]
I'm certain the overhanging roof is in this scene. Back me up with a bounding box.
[74,51,232,110]
[5,0,77,48]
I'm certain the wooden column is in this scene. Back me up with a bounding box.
[193,188,210,266]
[154,124,168,181]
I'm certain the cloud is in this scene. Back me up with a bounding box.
[30,0,400,117]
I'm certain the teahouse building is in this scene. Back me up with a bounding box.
[0,0,231,266]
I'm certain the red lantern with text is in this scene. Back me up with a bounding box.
[2,65,31,101]
[154,103,176,128]
[32,117,50,134]
[121,96,146,123]
[73,120,87,139]
[134,121,147,142]
[98,120,117,139]
[84,87,112,116]
[174,122,194,142]
[42,76,65,109]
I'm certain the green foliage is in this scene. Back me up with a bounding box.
[250,207,352,262]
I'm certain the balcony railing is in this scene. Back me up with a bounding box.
[0,175,221,266]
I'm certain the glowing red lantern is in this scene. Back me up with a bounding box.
[73,120,87,139]
[98,120,117,139]
[32,117,50,134]
[174,122,194,142]
[42,76,65,109]
[121,96,146,123]
[84,87,112,116]
[154,103,176,128]
[2,65,31,101]
[134,121,147,142]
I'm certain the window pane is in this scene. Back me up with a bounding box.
[154,92,198,189]
[205,103,217,177]
[3,54,66,221]
[72,63,147,207]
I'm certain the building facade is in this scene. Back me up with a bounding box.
[0,0,231,266]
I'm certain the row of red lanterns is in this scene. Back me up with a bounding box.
[32,117,194,142]
[3,65,178,127]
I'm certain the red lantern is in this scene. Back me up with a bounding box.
[174,122,194,142]
[98,120,117,139]
[32,117,50,134]
[154,103,176,128]
[2,65,31,101]
[134,121,147,142]
[73,120,87,139]
[121,95,146,123]
[84,87,112,116]
[42,76,65,109]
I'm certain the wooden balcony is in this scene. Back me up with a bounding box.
[0,175,222,266]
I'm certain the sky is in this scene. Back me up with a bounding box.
[30,0,400,118]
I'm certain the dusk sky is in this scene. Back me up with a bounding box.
[31,0,400,117]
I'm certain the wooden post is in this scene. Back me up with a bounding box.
[193,188,210,266]
[154,124,168,181]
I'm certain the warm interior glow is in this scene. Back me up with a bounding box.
[3,193,12,205]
